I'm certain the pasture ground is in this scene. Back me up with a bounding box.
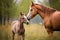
[0,24,60,40]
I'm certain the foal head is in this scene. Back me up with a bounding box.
[18,12,29,24]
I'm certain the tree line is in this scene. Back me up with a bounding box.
[0,0,60,25]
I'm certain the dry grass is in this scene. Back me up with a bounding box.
[0,24,60,40]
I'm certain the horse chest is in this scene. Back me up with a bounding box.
[44,17,52,28]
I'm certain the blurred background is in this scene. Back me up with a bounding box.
[1,0,60,25]
[0,0,60,40]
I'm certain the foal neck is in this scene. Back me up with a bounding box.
[19,20,24,29]
[20,22,24,29]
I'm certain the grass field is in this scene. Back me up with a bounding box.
[0,24,60,40]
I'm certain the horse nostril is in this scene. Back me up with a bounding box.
[28,19,30,21]
[27,17,30,21]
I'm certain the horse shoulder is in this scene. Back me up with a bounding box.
[44,16,51,28]
[50,11,60,27]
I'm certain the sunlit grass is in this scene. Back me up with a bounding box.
[0,24,60,40]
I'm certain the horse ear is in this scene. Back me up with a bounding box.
[20,12,24,16]
[31,2,34,6]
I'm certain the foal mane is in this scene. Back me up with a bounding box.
[35,4,56,14]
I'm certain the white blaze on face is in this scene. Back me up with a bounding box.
[27,7,32,19]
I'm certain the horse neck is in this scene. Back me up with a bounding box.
[41,5,56,14]
[36,5,56,19]
[38,10,46,19]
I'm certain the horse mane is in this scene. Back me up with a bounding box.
[35,4,56,14]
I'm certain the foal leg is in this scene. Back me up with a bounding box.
[17,35,21,40]
[22,34,25,40]
[12,31,15,40]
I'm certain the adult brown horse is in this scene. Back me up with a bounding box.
[27,2,60,36]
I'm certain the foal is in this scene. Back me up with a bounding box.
[11,12,29,40]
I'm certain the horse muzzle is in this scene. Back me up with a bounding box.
[27,17,31,21]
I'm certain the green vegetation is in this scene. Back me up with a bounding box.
[0,24,60,40]
[49,0,60,10]
[17,0,32,15]
[0,0,17,24]
[13,0,32,17]
[0,0,32,25]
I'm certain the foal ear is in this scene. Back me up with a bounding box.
[20,12,24,16]
[31,2,34,6]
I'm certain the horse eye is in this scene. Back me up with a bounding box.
[30,9,33,11]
